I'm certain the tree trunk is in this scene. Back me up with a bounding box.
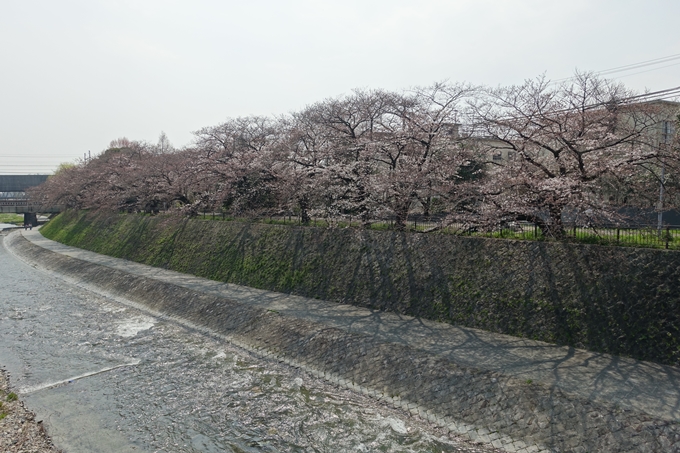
[421,196,432,220]
[394,202,410,231]
[544,204,566,239]
[298,196,311,225]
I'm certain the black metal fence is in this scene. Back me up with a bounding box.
[200,212,680,250]
[420,221,680,250]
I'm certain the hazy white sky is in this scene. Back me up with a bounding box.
[1,0,679,174]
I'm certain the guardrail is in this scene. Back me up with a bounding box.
[0,200,39,207]
[0,199,61,214]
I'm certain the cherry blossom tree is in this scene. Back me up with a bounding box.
[469,72,676,238]
[277,90,392,225]
[31,139,153,211]
[32,75,679,238]
[192,116,283,216]
[370,82,476,229]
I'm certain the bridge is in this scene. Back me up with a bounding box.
[0,175,60,226]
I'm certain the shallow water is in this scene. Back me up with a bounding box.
[0,234,495,453]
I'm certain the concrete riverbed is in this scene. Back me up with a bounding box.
[3,229,680,452]
[0,229,497,453]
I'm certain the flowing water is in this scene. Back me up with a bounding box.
[0,233,496,453]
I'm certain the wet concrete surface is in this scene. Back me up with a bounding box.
[0,231,496,453]
[19,230,680,425]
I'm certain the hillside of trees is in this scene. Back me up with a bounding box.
[33,73,680,238]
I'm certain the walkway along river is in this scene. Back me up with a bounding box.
[3,229,680,452]
[0,229,495,452]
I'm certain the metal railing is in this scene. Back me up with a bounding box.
[197,212,680,250]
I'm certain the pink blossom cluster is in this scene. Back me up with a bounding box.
[32,74,679,237]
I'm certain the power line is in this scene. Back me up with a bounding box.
[597,54,680,76]
[468,85,680,127]
[619,85,680,100]
[609,62,680,80]
[551,53,680,85]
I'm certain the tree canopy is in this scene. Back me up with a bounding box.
[32,74,680,236]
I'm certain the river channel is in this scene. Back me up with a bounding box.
[0,231,497,453]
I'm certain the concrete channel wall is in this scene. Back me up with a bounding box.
[6,231,679,452]
[41,211,680,367]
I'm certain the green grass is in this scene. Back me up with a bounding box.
[6,392,17,402]
[0,213,23,225]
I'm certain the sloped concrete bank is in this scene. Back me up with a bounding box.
[41,211,680,367]
[6,231,679,453]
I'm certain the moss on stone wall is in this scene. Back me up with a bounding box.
[41,210,680,366]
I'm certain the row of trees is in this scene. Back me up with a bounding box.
[33,73,680,237]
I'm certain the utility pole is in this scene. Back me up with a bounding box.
[658,121,674,238]
[658,160,665,237]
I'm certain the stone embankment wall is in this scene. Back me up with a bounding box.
[42,211,680,366]
[7,231,679,452]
